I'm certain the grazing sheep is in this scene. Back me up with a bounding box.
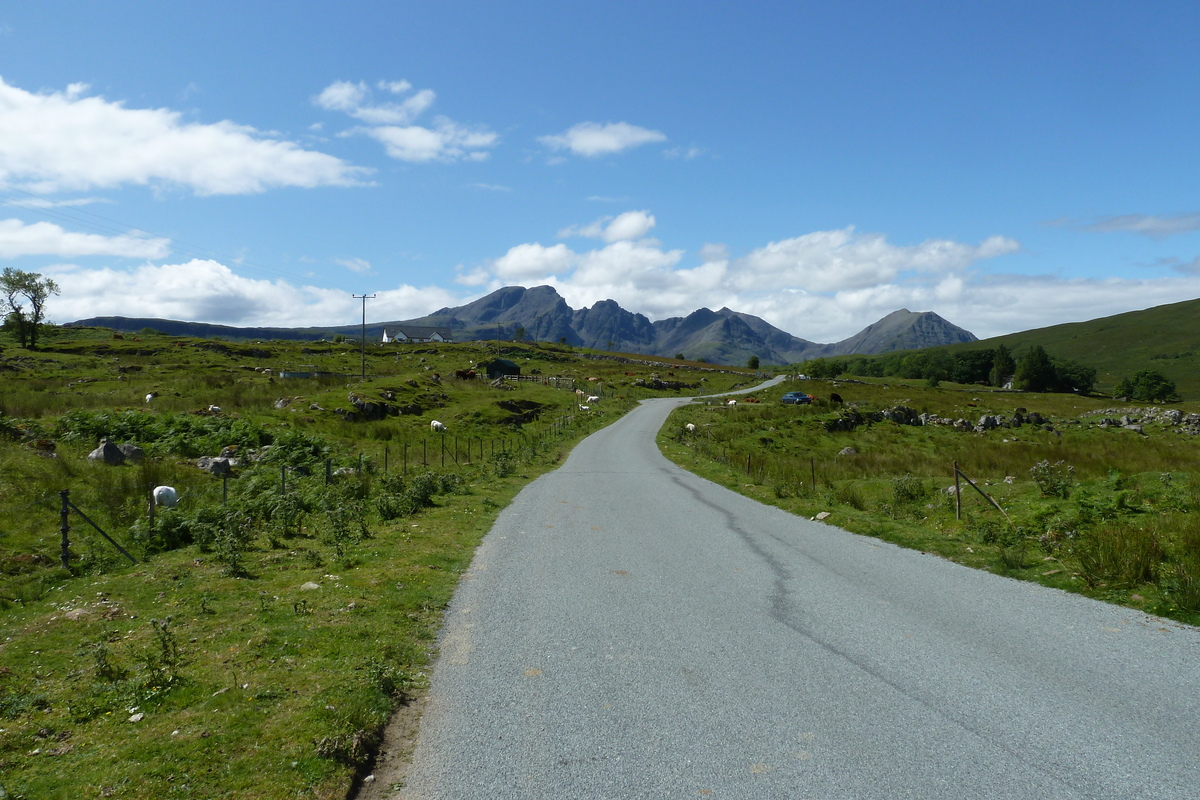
[207,404,222,413]
[579,405,589,411]
[145,391,159,403]
[586,395,600,403]
[431,420,446,432]
[727,399,737,406]
[152,485,179,508]
[685,423,696,433]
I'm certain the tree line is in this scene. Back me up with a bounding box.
[799,344,1179,401]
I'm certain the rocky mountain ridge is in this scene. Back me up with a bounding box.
[70,284,977,365]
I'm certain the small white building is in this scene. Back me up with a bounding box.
[381,326,453,344]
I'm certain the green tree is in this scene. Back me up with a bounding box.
[1,268,60,350]
[747,355,760,370]
[1115,369,1179,402]
[1013,345,1056,392]
[1052,358,1097,394]
[989,344,1015,387]
[922,350,954,387]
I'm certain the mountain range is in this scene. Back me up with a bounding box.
[70,284,977,366]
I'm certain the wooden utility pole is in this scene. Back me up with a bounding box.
[354,293,376,381]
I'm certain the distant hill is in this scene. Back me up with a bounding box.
[69,285,977,366]
[953,297,1200,399]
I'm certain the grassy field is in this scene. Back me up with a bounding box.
[659,376,1200,627]
[0,328,752,799]
[8,325,1199,798]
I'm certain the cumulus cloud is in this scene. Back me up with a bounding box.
[538,122,667,157]
[314,80,435,125]
[460,216,1037,340]
[316,78,496,163]
[733,227,1020,292]
[0,218,169,259]
[0,77,371,195]
[1071,213,1200,239]
[558,210,656,243]
[49,259,463,327]
[360,120,497,163]
[491,243,575,281]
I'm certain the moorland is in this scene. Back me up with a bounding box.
[2,323,1199,799]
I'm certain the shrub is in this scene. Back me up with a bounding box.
[1031,460,1074,498]
[891,474,929,505]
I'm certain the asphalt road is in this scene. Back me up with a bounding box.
[397,393,1200,799]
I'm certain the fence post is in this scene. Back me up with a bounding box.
[384,445,389,474]
[281,465,287,495]
[954,460,962,520]
[325,458,332,485]
[60,489,71,568]
[148,489,155,533]
[223,473,229,504]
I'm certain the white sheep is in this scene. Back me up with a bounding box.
[152,485,179,508]
[208,404,222,413]
[685,423,696,433]
[431,420,446,432]
[145,391,158,403]
[727,399,737,406]
[586,395,600,403]
[579,404,589,411]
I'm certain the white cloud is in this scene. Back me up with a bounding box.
[491,243,575,281]
[733,227,1019,292]
[558,210,656,242]
[1073,213,1200,239]
[0,77,371,195]
[314,79,435,125]
[538,122,667,157]
[335,257,372,274]
[49,259,463,327]
[0,218,169,259]
[360,119,497,163]
[316,79,496,163]
[463,218,1033,340]
[602,210,656,242]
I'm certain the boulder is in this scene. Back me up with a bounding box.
[87,439,125,466]
[118,443,145,464]
[196,456,234,476]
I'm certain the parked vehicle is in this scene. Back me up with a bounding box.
[781,391,814,405]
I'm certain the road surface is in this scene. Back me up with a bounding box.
[394,394,1200,799]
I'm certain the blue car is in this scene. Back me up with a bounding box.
[781,391,814,405]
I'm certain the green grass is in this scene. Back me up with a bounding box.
[661,377,1200,626]
[0,327,752,799]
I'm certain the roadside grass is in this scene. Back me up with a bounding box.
[661,377,1200,626]
[1,329,752,799]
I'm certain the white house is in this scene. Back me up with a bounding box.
[381,326,453,344]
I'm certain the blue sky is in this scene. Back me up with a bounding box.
[2,1,1199,342]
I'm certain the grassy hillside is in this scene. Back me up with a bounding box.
[0,327,752,799]
[955,297,1200,398]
